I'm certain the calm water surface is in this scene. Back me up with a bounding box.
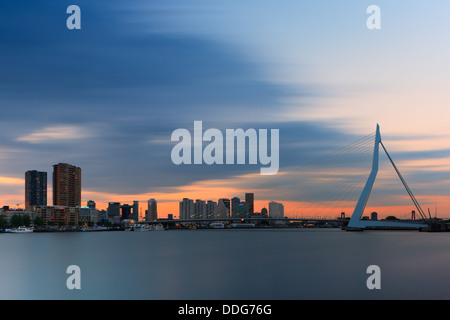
[1,228,450,300]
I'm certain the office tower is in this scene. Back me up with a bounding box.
[219,198,230,210]
[206,200,217,219]
[217,198,230,219]
[234,201,248,218]
[193,199,206,219]
[132,201,139,221]
[269,201,284,218]
[53,163,81,207]
[25,170,47,209]
[87,200,96,209]
[107,202,121,217]
[121,204,132,220]
[179,198,194,220]
[231,197,241,218]
[98,209,108,224]
[245,193,254,215]
[146,199,157,221]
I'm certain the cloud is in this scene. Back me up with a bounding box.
[16,125,94,143]
[0,0,448,218]
[0,176,24,186]
[0,0,316,197]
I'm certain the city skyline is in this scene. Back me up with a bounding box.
[1,155,446,221]
[17,163,281,219]
[1,163,437,221]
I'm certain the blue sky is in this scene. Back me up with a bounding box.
[1,0,450,216]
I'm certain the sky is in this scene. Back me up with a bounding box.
[1,0,450,219]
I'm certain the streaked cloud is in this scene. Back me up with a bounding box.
[0,176,24,186]
[16,125,94,144]
[0,0,449,219]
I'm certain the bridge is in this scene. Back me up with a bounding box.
[344,124,429,230]
[140,217,345,225]
[138,124,436,231]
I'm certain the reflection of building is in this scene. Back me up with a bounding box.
[53,163,81,207]
[269,201,284,218]
[146,199,157,221]
[25,170,47,209]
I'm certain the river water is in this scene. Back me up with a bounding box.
[1,228,449,300]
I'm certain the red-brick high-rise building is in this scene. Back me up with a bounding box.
[53,163,81,207]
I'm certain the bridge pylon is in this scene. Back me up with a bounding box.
[346,124,428,230]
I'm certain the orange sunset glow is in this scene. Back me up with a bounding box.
[2,156,448,221]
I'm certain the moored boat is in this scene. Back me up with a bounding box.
[8,226,34,233]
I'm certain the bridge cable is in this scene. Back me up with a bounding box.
[380,141,428,221]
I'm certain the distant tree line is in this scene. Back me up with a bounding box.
[0,214,45,228]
